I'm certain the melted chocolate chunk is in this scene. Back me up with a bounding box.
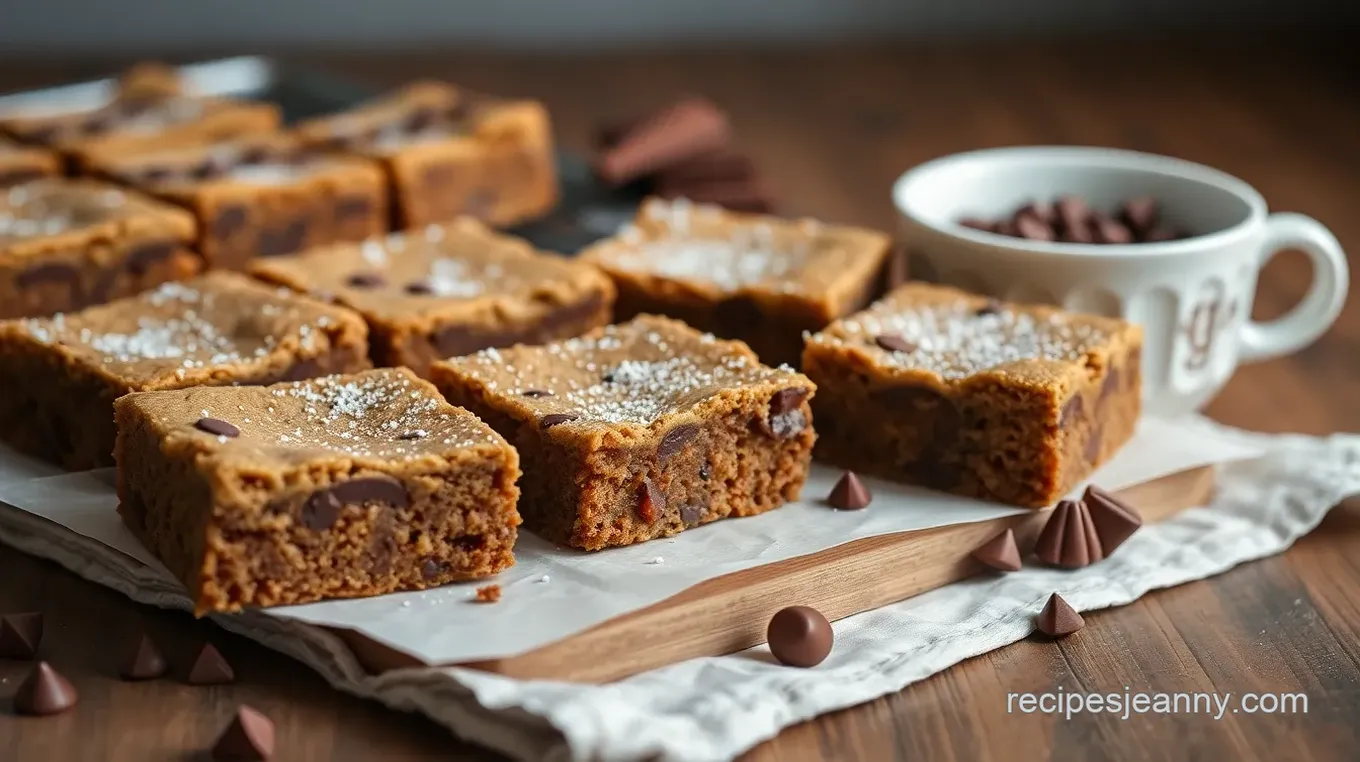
[301,476,411,531]
[540,413,578,429]
[257,219,309,257]
[211,205,249,240]
[769,388,810,416]
[761,388,810,438]
[301,491,343,530]
[658,423,700,459]
[637,478,663,523]
[194,418,240,438]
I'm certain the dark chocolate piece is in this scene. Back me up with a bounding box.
[346,272,385,288]
[874,334,917,353]
[187,643,236,685]
[0,611,43,659]
[520,389,553,398]
[120,634,169,681]
[827,471,872,510]
[540,413,578,429]
[256,219,308,257]
[195,418,240,438]
[766,606,833,668]
[211,705,276,761]
[1034,499,1103,568]
[658,423,701,459]
[396,430,425,440]
[1082,484,1143,554]
[13,661,78,715]
[212,205,249,240]
[1035,593,1084,637]
[973,528,1023,572]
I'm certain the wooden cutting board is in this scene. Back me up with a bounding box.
[333,465,1216,683]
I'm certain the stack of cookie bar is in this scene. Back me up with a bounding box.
[0,64,1142,615]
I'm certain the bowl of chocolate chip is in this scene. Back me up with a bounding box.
[891,146,1348,416]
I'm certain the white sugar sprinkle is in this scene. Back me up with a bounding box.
[647,557,665,565]
[537,575,550,583]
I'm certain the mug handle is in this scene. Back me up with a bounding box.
[1238,213,1349,363]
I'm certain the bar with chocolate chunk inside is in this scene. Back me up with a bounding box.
[114,368,521,614]
[580,197,893,367]
[0,136,60,186]
[0,178,201,319]
[0,271,370,470]
[250,217,615,376]
[87,133,388,270]
[802,283,1141,508]
[294,80,557,229]
[431,315,817,550]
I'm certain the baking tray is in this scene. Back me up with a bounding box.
[0,55,642,255]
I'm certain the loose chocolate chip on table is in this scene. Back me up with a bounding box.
[1082,484,1143,554]
[973,528,1023,572]
[120,633,169,681]
[520,389,553,398]
[211,205,249,240]
[658,423,701,459]
[767,606,834,668]
[540,413,579,429]
[1034,499,1103,568]
[0,611,43,659]
[13,662,79,715]
[637,478,664,523]
[195,417,240,438]
[1035,593,1084,637]
[212,705,276,762]
[874,334,917,353]
[404,280,435,295]
[346,272,386,288]
[827,471,872,510]
[188,643,236,685]
[1014,214,1055,241]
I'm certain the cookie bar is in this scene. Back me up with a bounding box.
[802,283,1142,508]
[0,179,200,319]
[251,218,615,377]
[580,197,894,366]
[114,367,521,614]
[0,85,279,168]
[431,315,816,550]
[0,271,370,470]
[0,136,60,185]
[88,133,388,269]
[294,81,557,229]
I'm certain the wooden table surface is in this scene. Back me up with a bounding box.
[2,41,1359,761]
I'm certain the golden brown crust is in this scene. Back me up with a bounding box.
[0,136,62,183]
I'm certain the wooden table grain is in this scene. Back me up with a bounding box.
[2,41,1358,761]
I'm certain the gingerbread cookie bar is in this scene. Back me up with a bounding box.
[802,283,1142,508]
[0,179,200,319]
[0,136,60,186]
[114,367,520,614]
[580,197,894,367]
[431,315,816,550]
[89,134,388,270]
[294,81,557,229]
[0,271,370,470]
[251,218,615,377]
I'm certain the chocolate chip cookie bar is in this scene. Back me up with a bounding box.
[0,271,370,470]
[580,197,894,366]
[251,218,615,377]
[294,81,557,229]
[0,179,200,319]
[0,136,60,186]
[802,283,1142,508]
[114,367,521,613]
[431,315,816,550]
[88,133,388,269]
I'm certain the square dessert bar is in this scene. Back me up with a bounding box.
[580,197,894,367]
[431,315,817,550]
[0,179,201,319]
[251,217,615,377]
[802,283,1142,508]
[88,133,388,270]
[0,271,370,470]
[294,81,557,229]
[0,136,60,185]
[114,367,521,613]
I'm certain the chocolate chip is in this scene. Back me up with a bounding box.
[334,195,372,222]
[680,503,704,526]
[404,106,443,133]
[1118,196,1159,234]
[124,241,175,275]
[658,423,701,459]
[827,471,872,510]
[600,372,617,383]
[119,634,169,681]
[404,281,435,295]
[191,159,223,180]
[13,662,78,715]
[187,643,235,685]
[1059,395,1085,427]
[1083,484,1143,554]
[874,334,916,353]
[762,391,810,439]
[975,299,1002,317]
[301,490,344,530]
[328,476,410,509]
[212,706,275,762]
[211,205,249,240]
[420,558,448,580]
[972,528,1022,572]
[637,478,663,523]
[540,413,578,429]
[17,262,80,293]
[957,217,993,232]
[397,430,425,440]
[453,534,486,551]
[1142,226,1184,243]
[1035,499,1103,568]
[766,606,833,668]
[1036,593,1084,637]
[521,389,553,398]
[1054,195,1089,233]
[238,146,273,165]
[195,417,240,438]
[1092,215,1133,244]
[769,388,809,416]
[1014,214,1054,241]
[346,272,386,288]
[257,219,309,257]
[1015,201,1055,224]
[0,611,42,659]
[1060,220,1095,244]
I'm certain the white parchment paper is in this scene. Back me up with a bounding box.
[0,416,1261,665]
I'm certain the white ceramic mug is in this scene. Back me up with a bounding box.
[892,146,1349,417]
